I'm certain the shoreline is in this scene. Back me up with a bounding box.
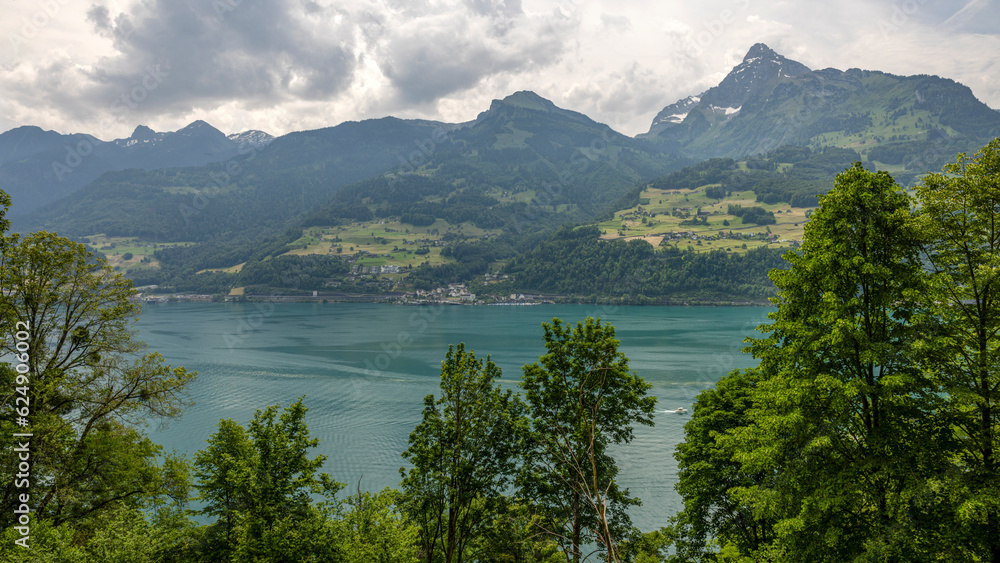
[136,293,775,307]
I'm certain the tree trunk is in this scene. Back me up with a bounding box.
[572,489,581,563]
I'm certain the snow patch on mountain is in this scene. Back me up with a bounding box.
[649,95,703,132]
[228,130,275,150]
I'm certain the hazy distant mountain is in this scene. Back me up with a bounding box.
[0,126,119,215]
[108,120,243,170]
[21,117,456,242]
[641,43,1000,171]
[26,91,682,244]
[0,121,250,216]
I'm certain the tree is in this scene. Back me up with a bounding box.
[914,138,1000,562]
[193,397,343,561]
[0,229,196,531]
[519,318,655,562]
[721,163,942,560]
[192,418,254,549]
[670,368,776,561]
[400,343,526,563]
[337,487,420,563]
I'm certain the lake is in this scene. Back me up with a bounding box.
[138,302,770,532]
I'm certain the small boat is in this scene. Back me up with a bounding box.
[664,407,688,414]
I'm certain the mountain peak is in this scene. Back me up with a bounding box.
[744,43,778,62]
[737,43,809,75]
[227,130,275,150]
[130,125,157,140]
[475,91,563,124]
[701,43,811,108]
[497,90,558,111]
[178,120,224,135]
[182,119,211,129]
[644,43,810,136]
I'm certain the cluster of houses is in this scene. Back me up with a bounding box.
[481,273,511,284]
[351,264,401,275]
[135,293,214,304]
[413,283,476,303]
[671,206,713,219]
[406,285,550,306]
[619,206,658,221]
[660,230,790,245]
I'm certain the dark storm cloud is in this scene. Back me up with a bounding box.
[26,0,359,122]
[86,5,113,37]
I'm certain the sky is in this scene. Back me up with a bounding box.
[1,0,998,140]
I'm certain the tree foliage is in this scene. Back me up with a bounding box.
[400,343,526,563]
[520,318,656,562]
[915,137,1000,561]
[672,141,1000,562]
[0,229,195,531]
[193,397,344,561]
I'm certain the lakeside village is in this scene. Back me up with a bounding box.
[132,280,554,306]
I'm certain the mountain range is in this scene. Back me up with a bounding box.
[641,43,1000,167]
[4,43,1000,299]
[0,121,275,216]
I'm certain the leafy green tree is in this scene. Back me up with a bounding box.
[192,418,254,549]
[470,500,564,562]
[721,163,941,560]
[193,397,343,561]
[914,138,1000,562]
[400,343,526,563]
[519,318,655,563]
[0,229,195,532]
[337,487,420,563]
[669,368,775,561]
[620,528,673,563]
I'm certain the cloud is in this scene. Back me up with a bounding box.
[86,5,114,37]
[600,13,632,34]
[372,0,573,106]
[5,0,360,134]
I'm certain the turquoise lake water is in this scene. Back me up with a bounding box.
[137,302,770,532]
